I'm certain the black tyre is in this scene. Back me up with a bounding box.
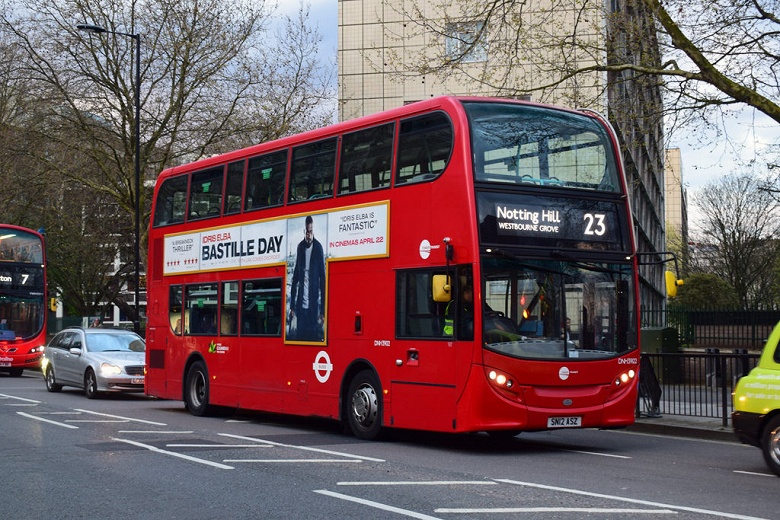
[45,366,62,392]
[8,367,23,377]
[761,415,780,477]
[346,369,383,440]
[184,360,211,416]
[84,369,99,399]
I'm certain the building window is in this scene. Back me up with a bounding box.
[445,22,487,63]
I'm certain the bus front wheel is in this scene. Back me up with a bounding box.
[184,360,211,417]
[346,370,383,440]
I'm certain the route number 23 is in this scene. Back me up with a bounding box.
[583,213,606,236]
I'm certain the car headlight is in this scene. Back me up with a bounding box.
[100,363,122,376]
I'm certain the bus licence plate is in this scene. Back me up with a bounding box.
[547,416,581,428]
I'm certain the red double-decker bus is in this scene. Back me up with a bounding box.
[145,96,640,439]
[0,225,47,376]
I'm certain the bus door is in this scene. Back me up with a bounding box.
[391,268,471,431]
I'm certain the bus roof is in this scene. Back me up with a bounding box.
[157,95,599,180]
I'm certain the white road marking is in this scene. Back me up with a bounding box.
[0,393,40,404]
[112,437,234,470]
[168,443,272,448]
[66,419,130,423]
[74,408,166,425]
[314,490,443,520]
[733,470,775,477]
[496,479,769,520]
[218,432,386,462]
[337,481,496,486]
[118,430,193,434]
[567,449,631,459]
[437,507,676,514]
[616,429,737,446]
[16,411,78,429]
[226,459,363,463]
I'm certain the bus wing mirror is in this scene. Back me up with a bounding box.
[665,271,683,298]
[432,274,451,303]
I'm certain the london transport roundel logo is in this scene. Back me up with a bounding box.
[558,366,570,381]
[419,239,432,259]
[313,350,333,383]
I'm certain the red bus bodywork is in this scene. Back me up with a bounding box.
[0,225,47,376]
[145,96,640,438]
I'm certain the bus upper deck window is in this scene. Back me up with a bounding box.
[289,138,337,203]
[189,166,225,220]
[338,123,394,195]
[395,112,454,185]
[153,175,188,227]
[465,102,619,191]
[224,160,245,215]
[246,150,287,211]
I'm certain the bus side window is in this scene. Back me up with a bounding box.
[396,112,453,185]
[338,122,394,195]
[396,270,447,339]
[153,175,188,227]
[246,150,287,211]
[184,283,218,335]
[189,166,224,220]
[221,281,238,335]
[169,285,182,336]
[289,138,337,202]
[224,160,245,215]
[241,279,282,336]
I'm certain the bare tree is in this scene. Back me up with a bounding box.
[1,0,335,320]
[693,173,780,307]
[387,0,780,130]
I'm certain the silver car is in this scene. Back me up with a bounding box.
[42,327,145,398]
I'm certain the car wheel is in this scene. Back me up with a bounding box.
[184,360,211,416]
[761,415,780,477]
[8,367,23,377]
[346,369,383,440]
[45,367,62,392]
[84,369,100,399]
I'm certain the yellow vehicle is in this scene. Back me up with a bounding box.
[732,321,780,477]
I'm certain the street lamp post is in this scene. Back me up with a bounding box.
[77,24,142,334]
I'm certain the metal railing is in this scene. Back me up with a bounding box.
[641,308,780,349]
[638,350,761,427]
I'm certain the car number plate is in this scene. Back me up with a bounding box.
[547,416,581,428]
[131,377,144,384]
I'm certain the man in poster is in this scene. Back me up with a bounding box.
[289,215,326,341]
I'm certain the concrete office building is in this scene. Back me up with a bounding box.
[338,0,669,317]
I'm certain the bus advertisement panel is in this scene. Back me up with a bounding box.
[0,225,47,376]
[145,96,639,439]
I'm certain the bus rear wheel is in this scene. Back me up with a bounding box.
[346,370,382,440]
[184,360,211,417]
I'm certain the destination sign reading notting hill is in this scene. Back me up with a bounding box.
[477,192,629,252]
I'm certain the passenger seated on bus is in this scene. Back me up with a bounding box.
[190,309,216,334]
[221,310,236,335]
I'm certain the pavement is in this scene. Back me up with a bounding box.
[628,414,737,442]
